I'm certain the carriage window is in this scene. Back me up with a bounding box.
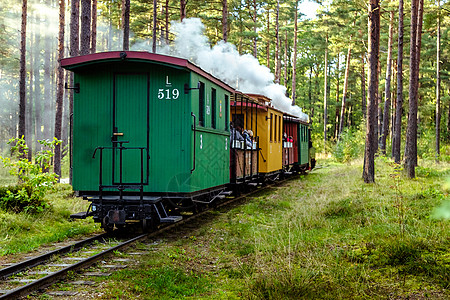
[199,81,205,126]
[211,88,216,129]
[270,113,273,142]
[274,115,277,142]
[278,115,282,142]
[225,95,229,131]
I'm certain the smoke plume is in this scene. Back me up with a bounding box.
[134,18,309,122]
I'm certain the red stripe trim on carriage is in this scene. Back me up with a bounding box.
[60,51,235,93]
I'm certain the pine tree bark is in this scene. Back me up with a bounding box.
[122,0,130,50]
[54,0,65,180]
[274,0,281,84]
[291,1,298,105]
[392,0,404,163]
[363,0,380,183]
[404,0,423,178]
[70,0,80,184]
[334,54,340,139]
[284,27,288,86]
[27,26,34,159]
[43,24,52,143]
[380,9,394,154]
[180,0,186,21]
[222,0,228,42]
[18,0,27,144]
[152,0,157,52]
[164,0,169,42]
[324,33,328,143]
[266,9,270,69]
[436,0,441,162]
[91,0,97,53]
[252,0,257,57]
[80,0,91,55]
[70,0,80,56]
[34,14,42,152]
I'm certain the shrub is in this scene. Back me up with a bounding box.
[332,126,365,163]
[0,137,60,213]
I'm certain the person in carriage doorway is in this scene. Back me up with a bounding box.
[230,122,244,142]
[242,129,253,149]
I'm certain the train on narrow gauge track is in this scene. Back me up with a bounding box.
[61,51,315,232]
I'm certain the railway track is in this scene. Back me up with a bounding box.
[0,177,297,299]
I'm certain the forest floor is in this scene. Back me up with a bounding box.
[2,158,450,299]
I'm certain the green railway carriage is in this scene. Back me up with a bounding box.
[61,51,233,229]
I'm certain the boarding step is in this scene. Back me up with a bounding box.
[247,182,259,186]
[220,191,233,196]
[70,212,87,219]
[160,216,183,223]
[152,202,182,223]
[284,172,293,175]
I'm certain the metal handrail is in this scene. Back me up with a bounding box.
[191,112,196,173]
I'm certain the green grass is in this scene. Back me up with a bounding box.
[97,158,449,299]
[0,184,99,255]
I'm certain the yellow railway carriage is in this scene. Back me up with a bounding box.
[245,94,284,175]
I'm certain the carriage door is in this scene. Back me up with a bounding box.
[112,73,149,185]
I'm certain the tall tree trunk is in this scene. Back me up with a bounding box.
[324,32,328,143]
[284,27,288,87]
[334,53,340,140]
[91,0,97,53]
[291,1,298,105]
[70,0,80,56]
[436,0,441,162]
[80,0,91,55]
[274,0,280,84]
[34,15,42,152]
[27,26,34,160]
[152,0,157,52]
[222,0,228,42]
[252,0,257,57]
[164,0,169,42]
[404,0,423,178]
[338,43,352,138]
[377,60,382,145]
[62,70,70,156]
[266,9,270,69]
[363,0,380,183]
[380,8,394,154]
[180,0,186,21]
[54,0,65,180]
[19,0,27,143]
[392,0,404,163]
[122,0,130,50]
[43,25,52,143]
[309,65,312,116]
[70,0,80,184]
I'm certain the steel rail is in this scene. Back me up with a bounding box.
[0,233,149,300]
[0,233,109,280]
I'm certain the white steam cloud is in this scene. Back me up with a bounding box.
[144,18,309,122]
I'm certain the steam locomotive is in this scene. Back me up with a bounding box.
[61,51,315,232]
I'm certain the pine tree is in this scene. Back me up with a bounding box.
[363,0,380,183]
[54,0,65,179]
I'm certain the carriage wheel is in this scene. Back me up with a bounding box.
[102,216,114,233]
